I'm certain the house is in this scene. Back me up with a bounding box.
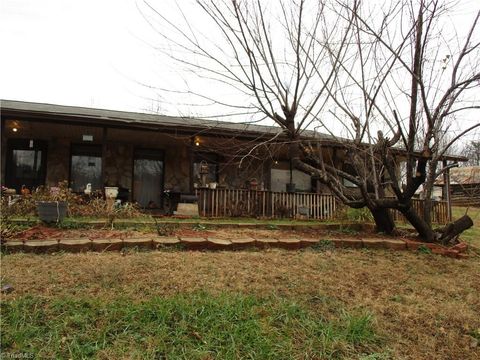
[436,166,480,207]
[0,99,465,220]
[0,100,328,209]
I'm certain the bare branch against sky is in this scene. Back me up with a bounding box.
[0,0,478,144]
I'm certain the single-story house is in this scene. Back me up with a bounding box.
[0,100,465,219]
[435,166,480,207]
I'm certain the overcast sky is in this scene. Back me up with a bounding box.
[0,0,479,144]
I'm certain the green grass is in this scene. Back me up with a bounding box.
[1,292,379,359]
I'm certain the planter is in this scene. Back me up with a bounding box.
[105,186,119,199]
[209,182,217,189]
[36,201,67,223]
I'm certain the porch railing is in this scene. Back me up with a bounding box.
[391,199,449,224]
[195,188,449,224]
[195,188,337,220]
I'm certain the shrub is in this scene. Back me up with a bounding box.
[2,181,143,219]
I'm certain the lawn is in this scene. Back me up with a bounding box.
[1,249,479,359]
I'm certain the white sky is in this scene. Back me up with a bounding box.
[0,0,163,112]
[0,0,479,144]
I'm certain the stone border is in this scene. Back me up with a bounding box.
[2,236,469,258]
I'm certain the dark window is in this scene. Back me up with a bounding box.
[342,163,358,188]
[70,144,102,192]
[133,149,164,208]
[6,139,47,192]
[193,152,219,186]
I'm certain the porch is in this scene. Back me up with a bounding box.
[195,188,450,224]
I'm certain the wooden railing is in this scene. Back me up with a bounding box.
[195,189,449,223]
[391,199,449,224]
[195,188,337,220]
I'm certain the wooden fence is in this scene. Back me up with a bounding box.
[391,198,449,224]
[195,189,450,224]
[195,188,337,220]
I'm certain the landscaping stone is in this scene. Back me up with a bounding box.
[91,238,123,251]
[299,238,320,247]
[174,203,199,217]
[451,242,468,253]
[1,285,14,294]
[207,238,232,249]
[153,237,180,248]
[383,239,407,250]
[405,240,422,250]
[24,240,58,253]
[340,238,363,249]
[445,249,459,258]
[277,238,301,249]
[329,238,344,248]
[3,241,24,252]
[122,238,153,249]
[362,238,386,249]
[180,237,209,249]
[255,238,278,248]
[59,239,92,252]
[230,237,256,249]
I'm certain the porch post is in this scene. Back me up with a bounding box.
[442,159,452,222]
[101,127,107,189]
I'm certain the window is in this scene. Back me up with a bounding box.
[342,163,358,188]
[6,139,47,192]
[193,152,219,186]
[70,144,102,192]
[270,161,312,192]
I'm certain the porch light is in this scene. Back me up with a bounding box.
[195,140,200,146]
[12,127,18,132]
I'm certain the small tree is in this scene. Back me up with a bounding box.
[141,0,479,242]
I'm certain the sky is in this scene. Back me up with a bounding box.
[0,0,163,113]
[0,0,479,144]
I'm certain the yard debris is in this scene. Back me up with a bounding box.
[1,284,14,294]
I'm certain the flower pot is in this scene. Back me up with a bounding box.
[36,201,67,223]
[105,187,119,199]
[209,182,217,189]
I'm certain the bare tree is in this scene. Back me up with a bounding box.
[462,140,480,166]
[141,0,480,242]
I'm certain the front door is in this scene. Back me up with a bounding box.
[6,139,47,193]
[133,148,164,208]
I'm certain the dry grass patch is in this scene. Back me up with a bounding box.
[2,249,479,359]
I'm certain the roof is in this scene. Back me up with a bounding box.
[0,99,322,139]
[0,99,467,161]
[436,166,480,185]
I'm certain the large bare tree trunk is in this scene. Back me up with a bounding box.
[400,205,436,242]
[371,208,396,234]
[438,215,474,244]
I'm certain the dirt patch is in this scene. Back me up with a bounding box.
[13,225,149,241]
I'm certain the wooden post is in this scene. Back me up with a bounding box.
[443,159,452,222]
[101,127,107,189]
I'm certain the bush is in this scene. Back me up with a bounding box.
[1,181,143,220]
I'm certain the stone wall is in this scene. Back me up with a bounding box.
[104,143,133,189]
[45,138,70,187]
[164,146,191,192]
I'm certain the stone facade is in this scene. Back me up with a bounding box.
[164,146,191,192]
[45,138,70,186]
[104,143,133,189]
